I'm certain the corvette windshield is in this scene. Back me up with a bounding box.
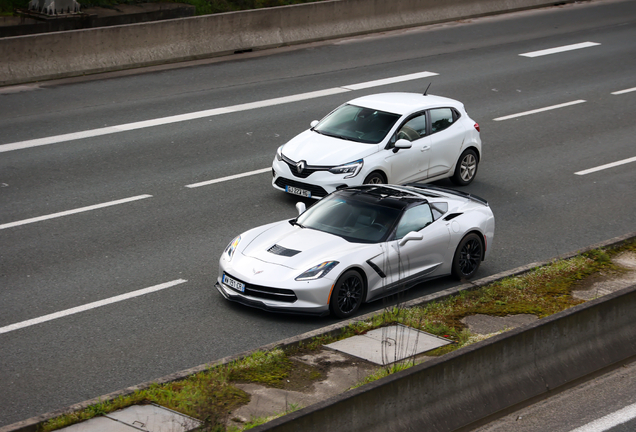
[296,193,402,243]
[313,104,401,144]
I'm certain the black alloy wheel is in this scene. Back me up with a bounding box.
[452,233,483,280]
[330,270,365,318]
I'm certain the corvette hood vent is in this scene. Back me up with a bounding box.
[267,244,302,257]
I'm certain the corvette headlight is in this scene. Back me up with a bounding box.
[328,159,363,178]
[223,235,241,261]
[295,261,339,281]
[276,145,284,161]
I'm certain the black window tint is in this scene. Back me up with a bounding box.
[430,108,454,133]
[396,114,427,142]
[395,204,434,239]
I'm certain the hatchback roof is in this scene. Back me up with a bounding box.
[347,92,461,116]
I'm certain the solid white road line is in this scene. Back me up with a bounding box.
[612,87,636,95]
[567,402,636,432]
[520,41,600,57]
[0,194,152,230]
[186,167,271,188]
[0,279,188,335]
[0,71,438,154]
[493,100,586,121]
[575,156,636,175]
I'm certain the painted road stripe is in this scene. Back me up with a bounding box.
[0,194,152,230]
[612,87,636,95]
[575,156,636,176]
[568,402,636,432]
[186,167,271,188]
[0,71,438,154]
[0,279,188,334]
[493,100,586,121]
[520,41,600,57]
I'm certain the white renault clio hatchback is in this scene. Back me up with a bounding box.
[272,92,481,199]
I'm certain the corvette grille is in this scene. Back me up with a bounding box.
[274,177,328,198]
[223,273,297,303]
[268,244,301,257]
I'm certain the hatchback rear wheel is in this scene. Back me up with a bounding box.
[451,149,478,186]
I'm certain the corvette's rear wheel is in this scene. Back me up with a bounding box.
[452,233,483,280]
[330,270,365,318]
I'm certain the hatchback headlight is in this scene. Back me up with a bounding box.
[276,145,284,161]
[223,235,241,261]
[328,159,363,178]
[295,261,339,281]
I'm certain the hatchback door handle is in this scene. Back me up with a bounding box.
[421,146,430,152]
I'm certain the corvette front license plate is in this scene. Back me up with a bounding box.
[286,185,311,198]
[223,274,245,293]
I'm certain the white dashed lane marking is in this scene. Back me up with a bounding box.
[493,100,586,121]
[0,279,188,334]
[0,194,152,230]
[575,156,636,176]
[520,41,600,57]
[0,71,438,154]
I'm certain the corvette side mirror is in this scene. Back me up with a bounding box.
[399,231,423,246]
[310,120,319,128]
[296,202,306,215]
[393,139,412,153]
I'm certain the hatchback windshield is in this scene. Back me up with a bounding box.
[296,193,402,243]
[313,104,401,144]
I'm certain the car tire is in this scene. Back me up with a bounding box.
[329,270,365,318]
[451,233,483,280]
[451,149,478,186]
[363,171,386,185]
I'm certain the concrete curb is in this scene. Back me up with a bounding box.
[1,0,577,86]
[2,231,634,432]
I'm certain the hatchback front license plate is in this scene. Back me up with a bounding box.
[286,185,311,198]
[223,274,245,293]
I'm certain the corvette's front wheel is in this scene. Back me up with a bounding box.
[329,270,365,319]
[452,233,483,280]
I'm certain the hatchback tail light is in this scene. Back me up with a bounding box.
[474,123,480,132]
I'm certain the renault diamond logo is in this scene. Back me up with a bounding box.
[296,160,306,174]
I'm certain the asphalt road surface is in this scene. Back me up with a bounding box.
[1,0,635,426]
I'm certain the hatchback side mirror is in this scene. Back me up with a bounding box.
[310,120,319,128]
[296,202,307,215]
[393,139,412,153]
[399,231,423,246]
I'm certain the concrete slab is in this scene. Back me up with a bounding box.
[462,314,538,335]
[60,404,201,432]
[228,354,376,428]
[107,405,201,432]
[325,324,451,365]
[61,416,135,431]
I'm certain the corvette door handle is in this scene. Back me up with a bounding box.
[421,146,430,152]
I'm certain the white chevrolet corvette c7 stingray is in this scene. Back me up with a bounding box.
[216,184,494,318]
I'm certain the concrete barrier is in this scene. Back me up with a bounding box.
[250,283,636,432]
[0,0,569,86]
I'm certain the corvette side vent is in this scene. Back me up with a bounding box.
[366,260,386,278]
[267,244,301,257]
[444,213,463,221]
